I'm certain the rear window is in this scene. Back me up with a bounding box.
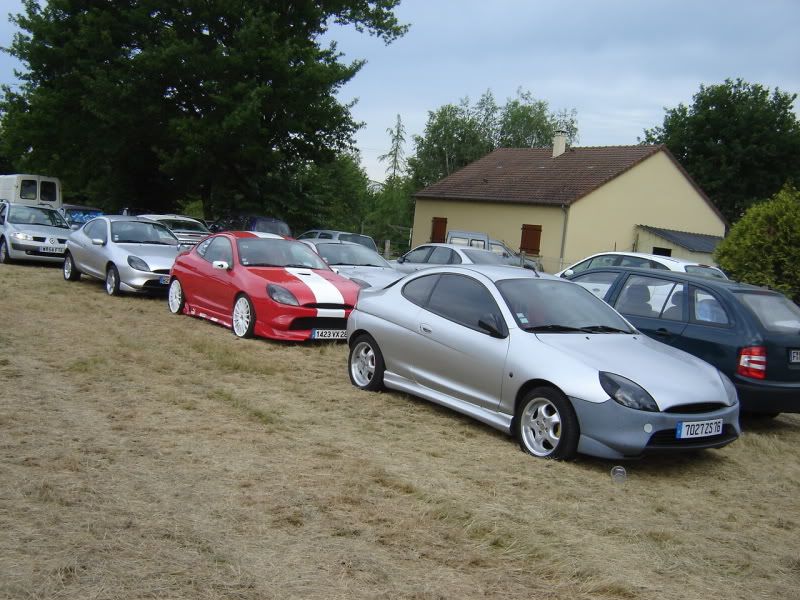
[737,292,800,333]
[40,181,57,203]
[685,265,728,280]
[338,233,377,251]
[20,179,37,200]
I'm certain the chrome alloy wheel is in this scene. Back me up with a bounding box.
[106,268,117,294]
[232,296,252,337]
[350,341,376,388]
[63,255,73,279]
[168,279,183,313]
[520,397,562,457]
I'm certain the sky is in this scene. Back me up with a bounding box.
[2,0,799,182]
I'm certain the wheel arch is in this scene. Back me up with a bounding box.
[512,379,578,432]
[348,328,372,348]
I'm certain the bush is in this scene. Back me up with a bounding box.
[714,183,800,302]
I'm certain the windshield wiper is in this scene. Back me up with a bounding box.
[523,324,585,333]
[578,325,632,334]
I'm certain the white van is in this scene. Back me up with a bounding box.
[0,174,62,209]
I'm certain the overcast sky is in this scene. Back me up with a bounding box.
[2,0,799,182]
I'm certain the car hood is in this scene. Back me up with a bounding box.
[115,243,181,269]
[330,265,403,289]
[8,223,71,238]
[534,332,727,410]
[244,267,361,306]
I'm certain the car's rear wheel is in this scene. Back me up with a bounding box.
[168,278,185,314]
[63,252,81,281]
[0,238,11,264]
[105,264,121,296]
[515,386,579,459]
[348,334,385,391]
[232,294,255,338]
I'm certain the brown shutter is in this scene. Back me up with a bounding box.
[520,224,542,255]
[430,216,447,243]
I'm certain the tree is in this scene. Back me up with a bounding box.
[642,79,800,223]
[714,183,800,302]
[378,114,406,180]
[498,89,577,148]
[0,0,407,218]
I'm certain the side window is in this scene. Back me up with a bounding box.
[40,181,57,203]
[660,285,686,321]
[84,219,107,242]
[20,179,37,200]
[204,237,233,264]
[0,204,6,223]
[614,275,677,318]
[649,260,670,270]
[297,231,316,240]
[427,274,504,334]
[427,246,455,264]
[618,256,650,268]
[196,237,213,257]
[589,254,619,269]
[402,274,439,307]
[570,271,618,299]
[568,258,592,274]
[692,288,729,325]
[318,232,333,239]
[403,246,433,263]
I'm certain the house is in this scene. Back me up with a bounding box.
[410,133,727,272]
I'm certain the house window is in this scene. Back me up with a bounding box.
[430,216,447,243]
[652,246,672,257]
[520,224,542,255]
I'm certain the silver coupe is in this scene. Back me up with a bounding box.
[301,239,403,289]
[346,265,740,460]
[63,215,183,295]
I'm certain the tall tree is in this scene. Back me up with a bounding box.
[0,0,407,217]
[642,78,800,223]
[498,88,577,148]
[378,113,406,181]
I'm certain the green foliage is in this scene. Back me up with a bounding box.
[0,0,406,220]
[643,79,800,224]
[714,183,800,301]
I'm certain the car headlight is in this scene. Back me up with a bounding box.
[599,372,659,412]
[349,277,371,289]
[267,283,299,306]
[718,371,738,406]
[11,232,34,241]
[127,256,150,271]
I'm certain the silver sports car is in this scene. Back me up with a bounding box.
[301,239,403,289]
[346,265,740,460]
[64,215,183,295]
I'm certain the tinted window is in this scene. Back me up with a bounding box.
[618,256,651,268]
[737,292,800,332]
[0,203,7,223]
[589,255,619,269]
[318,231,333,239]
[403,246,433,263]
[614,275,681,318]
[402,274,440,307]
[427,246,457,264]
[252,217,291,237]
[8,205,69,228]
[571,271,619,299]
[40,181,57,203]
[685,265,728,279]
[20,179,37,200]
[111,221,178,245]
[692,288,729,325]
[427,274,503,332]
[237,238,327,269]
[204,237,233,263]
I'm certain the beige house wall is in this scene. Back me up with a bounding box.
[634,228,718,265]
[563,151,726,267]
[410,200,565,270]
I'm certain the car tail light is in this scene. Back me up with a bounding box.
[737,346,766,379]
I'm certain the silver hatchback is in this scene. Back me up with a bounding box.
[0,201,72,264]
[347,265,740,460]
[63,215,182,295]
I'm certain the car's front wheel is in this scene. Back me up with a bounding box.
[63,252,81,281]
[105,264,121,296]
[515,386,579,459]
[0,237,11,264]
[232,294,256,338]
[348,333,385,391]
[168,278,185,314]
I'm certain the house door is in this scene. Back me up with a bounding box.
[431,216,447,243]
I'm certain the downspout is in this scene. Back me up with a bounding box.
[559,203,570,270]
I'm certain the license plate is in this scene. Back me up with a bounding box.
[311,329,346,340]
[676,419,723,439]
[159,275,170,284]
[39,245,64,254]
[790,349,800,363]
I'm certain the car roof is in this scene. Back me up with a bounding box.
[577,250,710,267]
[103,215,163,223]
[570,266,769,294]
[413,264,560,283]
[218,231,284,240]
[139,213,202,222]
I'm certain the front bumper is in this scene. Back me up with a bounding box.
[10,238,67,262]
[251,297,351,341]
[118,265,172,293]
[571,396,740,460]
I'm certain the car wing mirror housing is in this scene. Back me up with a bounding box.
[91,238,105,246]
[212,260,230,270]
[562,268,574,278]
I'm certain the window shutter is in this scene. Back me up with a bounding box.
[431,216,447,243]
[520,224,542,255]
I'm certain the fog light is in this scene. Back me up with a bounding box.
[643,424,653,433]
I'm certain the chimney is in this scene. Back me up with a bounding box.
[552,129,567,158]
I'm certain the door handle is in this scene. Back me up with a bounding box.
[420,323,432,334]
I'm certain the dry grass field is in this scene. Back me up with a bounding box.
[1,263,799,599]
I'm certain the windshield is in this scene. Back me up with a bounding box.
[158,218,209,233]
[315,243,390,267]
[737,292,800,333]
[65,208,103,225]
[110,221,179,245]
[237,238,328,269]
[685,265,728,280]
[8,205,69,229]
[496,278,635,333]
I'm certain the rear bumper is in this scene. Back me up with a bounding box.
[735,377,800,413]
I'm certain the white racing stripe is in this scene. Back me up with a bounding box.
[285,268,346,318]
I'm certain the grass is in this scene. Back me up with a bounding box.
[1,262,799,599]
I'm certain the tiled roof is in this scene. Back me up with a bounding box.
[638,225,724,253]
[414,145,665,206]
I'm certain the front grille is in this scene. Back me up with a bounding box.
[646,424,737,449]
[303,303,353,310]
[29,236,67,243]
[663,403,727,414]
[142,279,169,289]
[289,317,348,331]
[151,269,170,275]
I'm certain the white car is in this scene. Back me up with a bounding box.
[139,214,211,246]
[556,251,727,279]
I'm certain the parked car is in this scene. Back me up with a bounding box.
[300,239,402,289]
[63,216,182,295]
[209,215,292,237]
[347,265,740,460]
[446,230,542,271]
[59,204,104,228]
[139,214,211,246]
[556,251,727,279]
[167,231,361,341]
[297,229,378,252]
[566,266,800,416]
[0,201,72,264]
[390,243,527,274]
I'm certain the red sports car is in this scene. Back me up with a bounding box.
[167,231,361,341]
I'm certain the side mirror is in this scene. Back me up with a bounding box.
[331,267,340,274]
[212,260,230,270]
[70,224,80,231]
[91,238,105,246]
[397,256,405,264]
[478,313,508,339]
[562,269,574,278]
